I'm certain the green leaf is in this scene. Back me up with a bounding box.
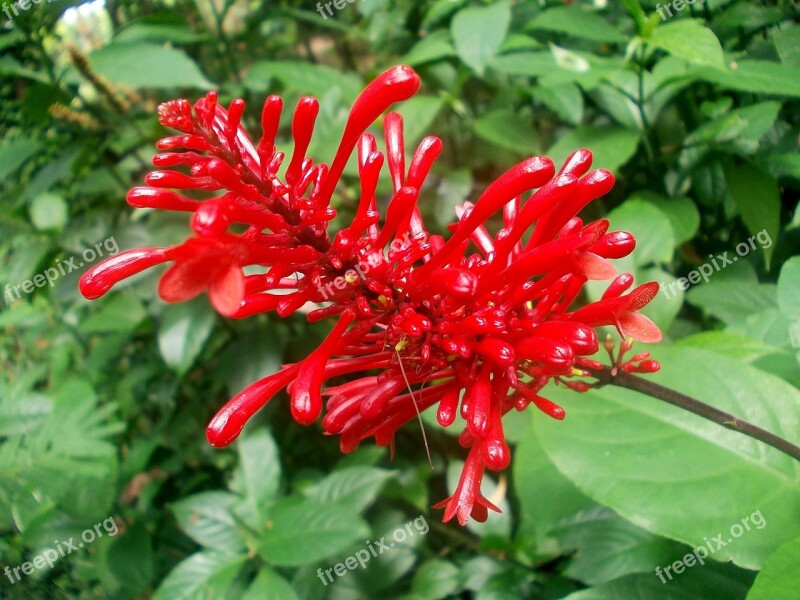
[243,60,362,100]
[450,1,511,76]
[546,125,640,172]
[630,191,700,245]
[777,257,800,321]
[115,19,209,45]
[153,552,246,600]
[401,30,455,66]
[696,61,800,98]
[230,429,281,529]
[527,7,626,43]
[157,298,216,376]
[513,427,594,545]
[29,192,68,231]
[746,535,800,600]
[242,567,299,600]
[107,522,154,592]
[535,346,800,570]
[395,95,445,147]
[303,466,395,514]
[649,20,724,68]
[470,109,540,155]
[686,278,777,327]
[684,102,781,155]
[772,26,800,67]
[80,293,147,334]
[674,331,785,363]
[607,200,676,265]
[259,497,370,566]
[724,162,780,269]
[172,491,245,554]
[549,506,686,585]
[0,139,41,181]
[562,564,753,600]
[84,42,212,89]
[531,83,584,126]
[411,559,460,599]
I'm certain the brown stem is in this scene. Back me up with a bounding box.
[586,365,800,462]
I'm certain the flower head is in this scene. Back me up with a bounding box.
[80,65,662,525]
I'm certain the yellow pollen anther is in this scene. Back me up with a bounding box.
[395,338,409,351]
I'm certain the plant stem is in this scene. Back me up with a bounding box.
[586,365,800,462]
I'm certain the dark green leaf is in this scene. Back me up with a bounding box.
[172,491,245,554]
[527,7,626,43]
[158,298,216,376]
[450,1,511,76]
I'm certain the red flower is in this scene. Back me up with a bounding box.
[80,65,662,525]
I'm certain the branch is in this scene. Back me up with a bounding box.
[585,365,800,462]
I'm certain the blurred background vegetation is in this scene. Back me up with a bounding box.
[1,0,799,598]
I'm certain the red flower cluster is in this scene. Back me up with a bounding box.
[80,65,662,525]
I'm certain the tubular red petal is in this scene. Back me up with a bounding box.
[291,309,357,424]
[437,387,460,427]
[318,65,420,206]
[79,248,170,299]
[206,364,301,447]
[286,97,320,185]
[383,112,405,191]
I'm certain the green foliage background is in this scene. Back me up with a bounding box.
[1,0,799,598]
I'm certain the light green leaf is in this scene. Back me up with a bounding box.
[244,60,362,100]
[630,191,700,245]
[401,30,455,66]
[531,83,584,126]
[303,466,395,514]
[687,279,777,326]
[772,26,800,67]
[230,429,280,532]
[649,20,724,68]
[724,162,780,269]
[527,6,626,43]
[84,42,212,89]
[172,492,245,554]
[777,257,800,321]
[562,564,753,599]
[412,559,460,599]
[606,200,676,265]
[259,498,369,566]
[0,139,41,181]
[696,61,800,98]
[450,1,511,76]
[395,95,445,147]
[546,125,640,172]
[242,566,299,600]
[550,506,686,585]
[535,346,800,570]
[747,535,800,600]
[470,109,540,155]
[158,298,216,376]
[80,293,147,334]
[29,192,68,231]
[153,552,246,600]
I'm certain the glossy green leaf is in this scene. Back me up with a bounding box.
[29,192,68,231]
[696,61,800,97]
[549,506,686,585]
[84,42,212,89]
[158,298,216,376]
[546,125,640,172]
[80,293,147,334]
[649,20,724,68]
[724,162,780,269]
[402,30,455,66]
[535,346,800,570]
[777,257,800,321]
[527,6,626,43]
[172,491,245,554]
[471,109,540,155]
[259,497,370,566]
[746,535,800,600]
[412,559,460,599]
[230,428,281,529]
[243,60,362,100]
[242,566,299,600]
[153,552,246,600]
[450,1,511,76]
[303,466,395,514]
